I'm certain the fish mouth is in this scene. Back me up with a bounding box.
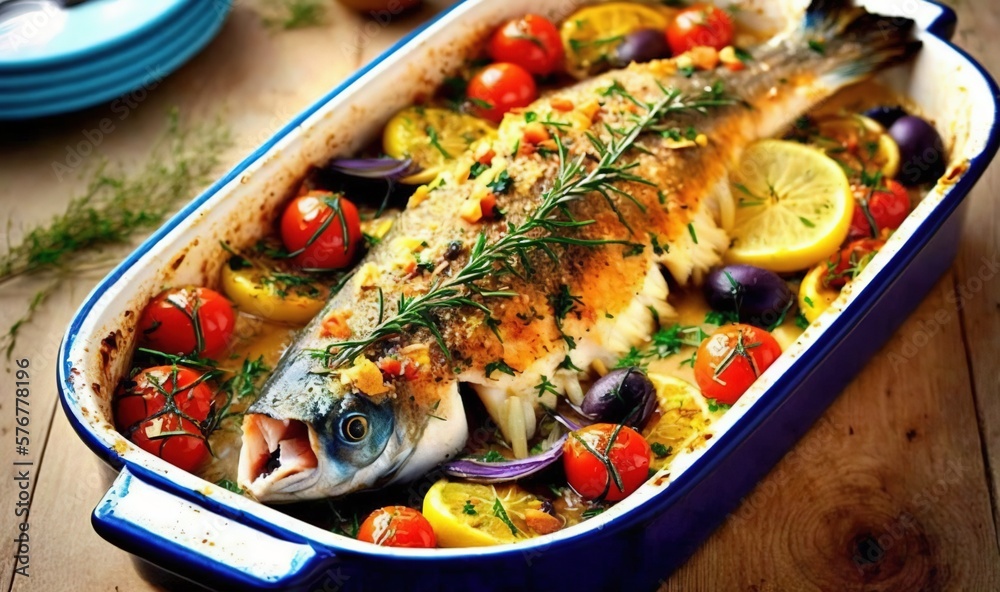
[238,414,320,499]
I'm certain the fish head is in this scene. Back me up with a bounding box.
[238,364,467,502]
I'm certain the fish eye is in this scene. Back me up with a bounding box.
[341,414,369,443]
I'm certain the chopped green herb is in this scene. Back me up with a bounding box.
[534,375,560,398]
[615,347,648,369]
[795,312,810,330]
[707,398,732,413]
[216,479,243,494]
[705,310,738,325]
[651,324,708,358]
[481,450,506,463]
[687,223,699,244]
[487,169,512,194]
[624,243,645,257]
[469,162,489,179]
[649,233,667,256]
[463,500,477,515]
[469,97,493,110]
[582,507,606,518]
[570,35,625,53]
[559,355,583,372]
[426,125,453,159]
[260,272,323,299]
[809,39,826,54]
[493,498,520,536]
[525,111,538,123]
[650,443,672,459]
[485,360,517,379]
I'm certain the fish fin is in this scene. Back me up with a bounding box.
[803,0,922,86]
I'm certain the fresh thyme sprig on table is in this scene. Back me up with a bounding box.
[312,82,736,370]
[0,111,230,284]
[1,112,231,358]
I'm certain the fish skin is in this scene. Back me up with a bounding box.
[238,0,917,502]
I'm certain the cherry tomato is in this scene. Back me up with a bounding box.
[466,63,538,124]
[563,423,651,502]
[849,179,911,240]
[114,366,214,472]
[138,286,236,360]
[824,238,885,289]
[280,191,363,271]
[358,506,436,548]
[666,4,734,55]
[694,324,782,405]
[488,14,564,76]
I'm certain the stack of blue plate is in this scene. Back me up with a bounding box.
[0,0,231,120]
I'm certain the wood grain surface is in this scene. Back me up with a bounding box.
[1,1,997,590]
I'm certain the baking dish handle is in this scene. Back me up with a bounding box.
[93,467,336,591]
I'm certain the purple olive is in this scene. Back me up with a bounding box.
[863,105,908,128]
[704,265,793,329]
[889,115,947,186]
[613,29,671,68]
[580,368,656,429]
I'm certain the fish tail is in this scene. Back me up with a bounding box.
[802,0,922,86]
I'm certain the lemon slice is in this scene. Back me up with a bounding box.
[814,114,900,179]
[727,140,855,273]
[220,265,327,325]
[643,375,718,471]
[798,263,840,323]
[423,480,557,547]
[383,107,496,185]
[561,3,669,79]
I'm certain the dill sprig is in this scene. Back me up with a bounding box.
[313,82,735,370]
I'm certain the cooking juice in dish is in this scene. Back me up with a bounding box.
[114,1,945,547]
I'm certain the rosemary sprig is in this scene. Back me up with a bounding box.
[313,82,735,369]
[136,348,272,442]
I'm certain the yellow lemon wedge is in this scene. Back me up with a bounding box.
[643,375,718,471]
[798,263,841,323]
[220,264,327,325]
[383,107,496,185]
[561,3,669,79]
[422,480,559,547]
[726,140,855,273]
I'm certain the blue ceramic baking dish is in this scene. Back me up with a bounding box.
[57,0,999,590]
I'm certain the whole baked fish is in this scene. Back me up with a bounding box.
[238,0,918,502]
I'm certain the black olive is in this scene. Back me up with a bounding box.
[580,368,657,430]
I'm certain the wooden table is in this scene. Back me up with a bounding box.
[2,1,998,590]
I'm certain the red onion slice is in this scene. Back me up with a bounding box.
[441,435,568,483]
[328,157,417,180]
